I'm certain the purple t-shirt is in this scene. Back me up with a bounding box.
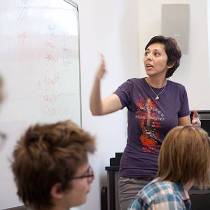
[114,78,190,179]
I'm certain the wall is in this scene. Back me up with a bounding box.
[76,0,139,209]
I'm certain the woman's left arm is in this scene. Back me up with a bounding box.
[178,111,201,127]
[178,115,191,126]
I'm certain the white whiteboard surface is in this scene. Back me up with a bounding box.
[0,0,81,208]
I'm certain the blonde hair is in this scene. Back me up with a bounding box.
[158,126,210,187]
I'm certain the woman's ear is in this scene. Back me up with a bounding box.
[51,183,65,199]
[167,62,175,69]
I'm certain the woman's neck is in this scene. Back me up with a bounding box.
[145,76,167,88]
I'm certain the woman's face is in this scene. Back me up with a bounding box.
[144,43,171,78]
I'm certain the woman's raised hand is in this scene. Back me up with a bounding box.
[95,54,106,81]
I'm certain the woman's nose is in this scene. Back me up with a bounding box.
[145,53,152,60]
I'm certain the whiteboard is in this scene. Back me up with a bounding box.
[0,0,81,208]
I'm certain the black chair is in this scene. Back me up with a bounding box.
[190,193,210,210]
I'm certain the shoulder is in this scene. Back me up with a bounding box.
[138,180,183,204]
[129,199,142,210]
[125,78,146,88]
[134,180,189,209]
[167,80,186,89]
[116,78,145,91]
[167,80,187,95]
[126,78,145,84]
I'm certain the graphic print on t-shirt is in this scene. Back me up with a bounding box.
[136,98,165,152]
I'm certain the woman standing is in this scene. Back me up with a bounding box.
[90,35,199,210]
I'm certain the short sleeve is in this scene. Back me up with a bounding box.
[114,79,133,109]
[178,86,190,118]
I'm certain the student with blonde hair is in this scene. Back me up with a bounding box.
[11,120,95,210]
[129,126,210,210]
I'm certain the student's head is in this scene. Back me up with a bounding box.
[144,35,181,78]
[11,120,95,210]
[158,126,210,187]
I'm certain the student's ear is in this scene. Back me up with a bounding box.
[51,183,64,199]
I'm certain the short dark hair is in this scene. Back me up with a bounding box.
[145,35,181,78]
[158,126,210,187]
[11,120,95,210]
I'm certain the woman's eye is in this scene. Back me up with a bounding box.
[154,52,160,56]
[144,51,149,56]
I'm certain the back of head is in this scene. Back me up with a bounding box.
[158,126,210,187]
[145,35,181,78]
[11,120,95,210]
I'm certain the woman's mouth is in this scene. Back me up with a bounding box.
[145,64,153,70]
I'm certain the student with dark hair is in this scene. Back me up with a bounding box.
[90,35,200,210]
[129,126,210,210]
[11,120,95,210]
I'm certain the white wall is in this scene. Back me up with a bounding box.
[76,0,139,209]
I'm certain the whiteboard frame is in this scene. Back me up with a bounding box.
[64,0,82,127]
[64,0,78,9]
